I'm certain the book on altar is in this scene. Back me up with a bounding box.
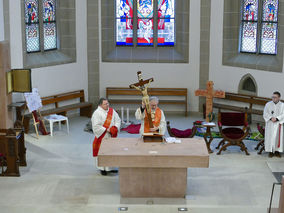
[143,133,163,136]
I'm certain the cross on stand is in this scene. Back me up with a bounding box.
[195,81,225,122]
[195,81,225,153]
[129,71,154,128]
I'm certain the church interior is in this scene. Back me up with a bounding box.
[1,0,284,212]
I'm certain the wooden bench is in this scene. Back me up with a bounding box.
[203,92,274,121]
[106,87,188,116]
[23,90,92,133]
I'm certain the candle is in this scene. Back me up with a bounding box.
[121,107,124,123]
[126,108,129,124]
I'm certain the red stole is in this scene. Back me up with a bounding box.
[92,108,117,157]
[279,124,282,148]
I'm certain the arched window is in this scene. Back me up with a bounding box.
[240,0,278,55]
[25,0,57,53]
[116,0,175,47]
[238,74,258,95]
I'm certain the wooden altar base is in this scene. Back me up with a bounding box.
[143,134,164,143]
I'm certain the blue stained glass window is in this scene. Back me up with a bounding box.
[137,0,154,18]
[158,0,175,19]
[116,18,133,45]
[137,19,153,45]
[25,0,39,24]
[25,0,57,53]
[242,0,258,21]
[158,19,175,46]
[115,0,175,46]
[137,0,154,45]
[158,0,175,46]
[26,24,40,52]
[116,0,134,45]
[43,0,57,50]
[44,22,57,50]
[260,0,278,54]
[260,23,277,54]
[240,0,279,55]
[240,0,258,53]
[262,0,278,22]
[241,22,258,53]
[25,0,40,52]
[117,0,133,18]
[43,0,56,22]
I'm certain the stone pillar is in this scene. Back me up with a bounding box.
[199,0,211,112]
[0,41,13,129]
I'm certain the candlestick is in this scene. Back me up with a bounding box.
[121,106,124,123]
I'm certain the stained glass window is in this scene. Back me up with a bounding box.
[260,0,278,54]
[158,0,175,46]
[25,0,40,52]
[25,0,57,53]
[116,0,133,45]
[240,0,258,53]
[137,19,153,45]
[137,0,154,46]
[239,0,278,55]
[241,22,258,53]
[43,0,57,50]
[116,0,175,46]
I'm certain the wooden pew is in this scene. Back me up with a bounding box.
[203,92,275,119]
[106,87,188,116]
[0,128,25,177]
[23,90,92,133]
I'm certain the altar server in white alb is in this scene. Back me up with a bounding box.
[92,98,121,175]
[263,91,284,158]
[135,96,166,135]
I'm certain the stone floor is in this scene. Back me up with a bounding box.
[0,114,283,213]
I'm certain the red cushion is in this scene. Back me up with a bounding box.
[220,112,245,126]
[0,153,3,157]
[222,127,245,139]
[121,124,141,134]
[170,128,193,138]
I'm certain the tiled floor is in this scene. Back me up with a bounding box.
[0,114,283,213]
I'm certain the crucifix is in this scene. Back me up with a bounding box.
[129,71,154,129]
[195,81,225,122]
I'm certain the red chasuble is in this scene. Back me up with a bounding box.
[92,108,118,157]
[144,107,162,133]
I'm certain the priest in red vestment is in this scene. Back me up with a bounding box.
[92,98,121,176]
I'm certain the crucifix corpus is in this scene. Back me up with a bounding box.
[130,72,163,142]
[129,71,154,128]
[195,81,225,122]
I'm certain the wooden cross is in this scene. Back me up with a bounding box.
[195,81,225,122]
[129,71,154,128]
[131,71,154,88]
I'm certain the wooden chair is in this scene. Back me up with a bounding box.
[255,123,265,155]
[167,121,197,138]
[216,111,250,155]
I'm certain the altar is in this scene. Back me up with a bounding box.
[98,138,209,198]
